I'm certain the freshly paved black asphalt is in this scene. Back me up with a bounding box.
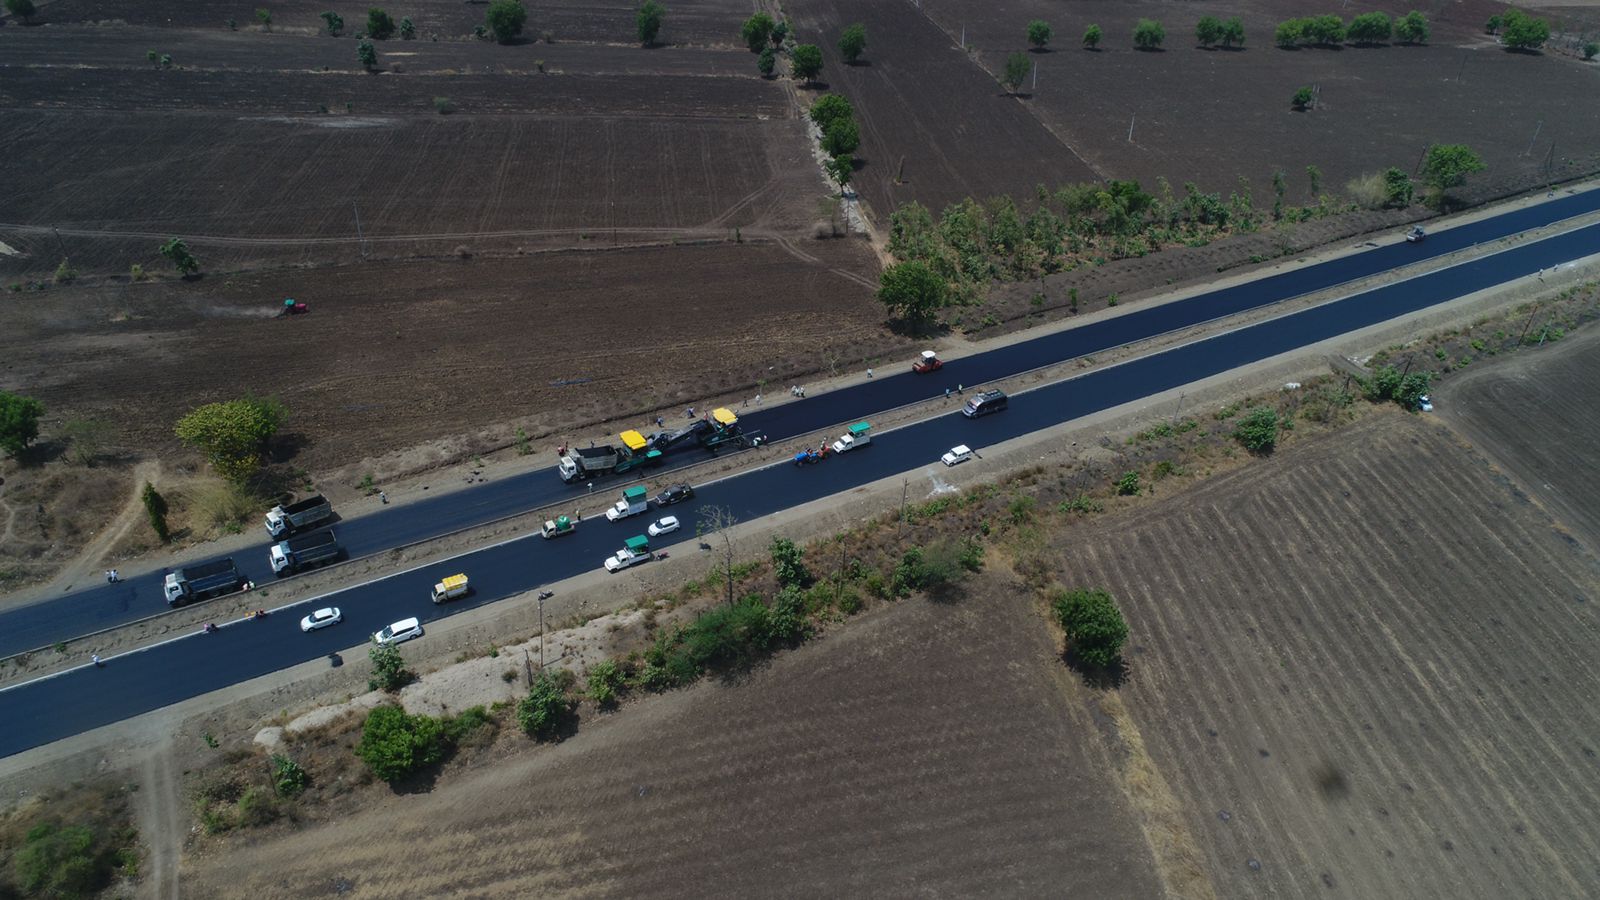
[3,215,1595,758]
[3,190,1595,660]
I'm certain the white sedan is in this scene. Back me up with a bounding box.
[299,607,343,633]
[941,445,975,467]
[647,515,681,537]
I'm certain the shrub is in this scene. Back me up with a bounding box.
[13,822,117,897]
[1195,15,1223,47]
[1291,86,1313,110]
[586,660,625,708]
[141,482,171,542]
[270,754,308,797]
[837,22,866,62]
[518,671,574,739]
[1115,471,1140,496]
[1361,365,1432,409]
[741,12,775,52]
[1395,11,1429,44]
[1584,41,1599,60]
[1346,12,1392,44]
[1499,9,1549,50]
[1027,19,1052,49]
[636,0,665,46]
[757,47,775,76]
[1051,588,1129,668]
[5,0,38,22]
[1382,167,1414,207]
[355,705,446,781]
[173,396,286,483]
[0,390,45,457]
[398,15,414,39]
[484,0,525,43]
[769,536,810,587]
[53,257,77,284]
[442,705,494,743]
[320,10,344,36]
[1082,23,1102,48]
[159,237,199,276]
[366,7,395,39]
[367,642,412,692]
[1233,405,1279,452]
[1133,19,1165,50]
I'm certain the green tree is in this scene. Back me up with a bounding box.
[367,642,411,691]
[791,43,823,82]
[1001,51,1029,93]
[159,237,199,276]
[769,536,810,587]
[826,154,853,198]
[357,38,377,69]
[1133,19,1165,49]
[366,6,395,39]
[757,46,776,76]
[355,705,446,782]
[142,482,171,542]
[586,660,624,708]
[6,0,38,22]
[838,22,866,62]
[822,118,859,156]
[1307,14,1345,44]
[809,93,853,131]
[1421,143,1485,194]
[1395,11,1429,44]
[1584,41,1599,60]
[1116,471,1140,495]
[1291,85,1313,110]
[741,12,775,52]
[484,0,524,43]
[1346,12,1392,44]
[636,0,665,46]
[1275,20,1303,46]
[270,754,309,797]
[173,396,286,483]
[319,10,343,35]
[13,822,110,897]
[1027,19,1052,49]
[1220,16,1246,47]
[256,8,272,30]
[1382,167,1414,207]
[1082,23,1102,48]
[1499,9,1549,50]
[147,49,159,66]
[399,15,414,38]
[518,671,574,739]
[877,260,948,322]
[1233,406,1279,452]
[1195,15,1223,47]
[1485,14,1503,34]
[62,418,110,465]
[0,391,44,458]
[771,19,788,47]
[1051,588,1129,668]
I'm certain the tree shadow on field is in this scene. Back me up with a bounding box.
[16,439,67,467]
[845,59,873,67]
[1062,646,1130,689]
[266,431,312,465]
[887,317,953,339]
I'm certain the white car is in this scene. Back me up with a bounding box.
[1418,394,1433,412]
[941,445,975,467]
[647,516,680,537]
[299,607,342,632]
[373,616,423,646]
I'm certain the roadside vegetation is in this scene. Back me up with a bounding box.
[0,782,139,898]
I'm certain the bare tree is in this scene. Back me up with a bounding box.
[697,505,741,606]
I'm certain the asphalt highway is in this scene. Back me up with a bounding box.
[4,190,1597,659]
[3,217,1596,758]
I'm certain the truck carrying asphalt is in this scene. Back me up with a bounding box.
[557,432,663,483]
[269,530,343,576]
[163,558,247,607]
[265,494,333,538]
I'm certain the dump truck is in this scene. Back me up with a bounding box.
[606,485,651,522]
[164,558,247,607]
[269,530,343,576]
[541,515,577,539]
[604,536,653,573]
[831,421,872,454]
[557,431,663,483]
[431,573,470,604]
[265,494,333,538]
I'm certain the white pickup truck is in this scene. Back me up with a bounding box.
[606,485,651,521]
[604,536,654,573]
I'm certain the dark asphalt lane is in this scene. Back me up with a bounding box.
[3,190,1597,659]
[4,220,1596,758]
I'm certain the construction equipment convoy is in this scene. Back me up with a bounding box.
[558,408,762,483]
[606,486,651,521]
[269,530,344,576]
[265,494,333,538]
[164,558,248,607]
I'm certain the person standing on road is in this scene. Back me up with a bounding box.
[91,653,103,667]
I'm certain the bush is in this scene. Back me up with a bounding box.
[1233,406,1279,452]
[1133,19,1165,50]
[367,642,412,692]
[320,10,343,36]
[355,706,446,782]
[53,257,77,284]
[357,39,377,69]
[141,482,171,542]
[1082,23,1102,48]
[518,671,574,739]
[270,754,308,797]
[1027,20,1052,49]
[0,390,45,457]
[1346,12,1392,44]
[838,22,866,62]
[1361,365,1432,409]
[159,237,199,276]
[741,12,775,52]
[1395,11,1429,44]
[636,0,665,46]
[485,0,526,43]
[1051,588,1128,668]
[433,96,453,114]
[13,822,117,897]
[1195,15,1223,47]
[1499,8,1549,50]
[1116,471,1141,496]
[1382,167,1414,207]
[586,660,625,708]
[757,46,775,76]
[398,15,414,39]
[365,7,395,39]
[1291,86,1313,110]
[442,705,494,743]
[5,0,38,22]
[769,536,810,587]
[1584,41,1599,60]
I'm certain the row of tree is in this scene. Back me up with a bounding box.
[315,8,414,40]
[1275,12,1430,47]
[1485,8,1551,50]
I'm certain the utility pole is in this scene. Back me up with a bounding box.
[52,226,67,260]
[352,201,367,260]
[1455,51,1467,82]
[1032,61,1038,92]
[1171,391,1185,426]
[537,593,545,670]
[898,478,909,539]
[1523,120,1542,156]
[960,25,966,50]
[1127,115,1136,143]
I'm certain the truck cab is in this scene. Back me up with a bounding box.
[831,421,872,454]
[541,515,577,539]
[606,486,651,521]
[604,536,653,573]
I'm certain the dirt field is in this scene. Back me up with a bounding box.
[179,591,1165,897]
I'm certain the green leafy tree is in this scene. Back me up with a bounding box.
[142,482,171,542]
[838,22,866,62]
[1346,12,1392,44]
[366,7,395,39]
[1027,19,1052,49]
[1485,14,1503,34]
[159,237,199,276]
[256,8,272,30]
[822,117,859,156]
[1499,9,1549,50]
[1275,20,1303,46]
[877,260,948,322]
[173,396,286,483]
[1116,471,1140,495]
[771,20,788,47]
[809,93,853,131]
[270,754,309,797]
[367,642,411,691]
[355,705,446,782]
[1001,51,1029,92]
[636,0,665,46]
[791,43,823,82]
[6,0,38,23]
[1220,16,1246,47]
[399,16,414,39]
[1382,167,1414,207]
[1233,406,1279,452]
[1421,143,1485,194]
[1306,15,1345,44]
[0,391,44,458]
[517,671,574,739]
[1291,86,1313,110]
[769,536,810,587]
[1082,23,1102,48]
[741,12,775,52]
[1051,588,1129,668]
[319,10,344,35]
[1195,15,1223,47]
[825,154,853,197]
[1395,11,1429,44]
[756,46,776,76]
[1133,19,1165,49]
[357,38,377,69]
[484,0,524,43]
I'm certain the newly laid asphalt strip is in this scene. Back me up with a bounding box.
[3,219,1595,758]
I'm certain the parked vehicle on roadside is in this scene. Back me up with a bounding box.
[941,445,975,467]
[374,617,422,645]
